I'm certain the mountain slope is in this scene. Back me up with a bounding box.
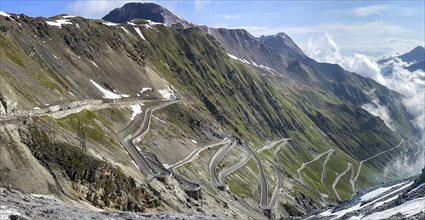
[379,46,425,64]
[398,46,425,63]
[299,170,425,219]
[406,60,425,72]
[0,4,421,219]
[259,33,306,60]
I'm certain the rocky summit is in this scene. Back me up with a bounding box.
[103,2,192,27]
[0,2,423,220]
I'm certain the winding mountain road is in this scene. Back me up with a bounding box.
[169,138,231,171]
[297,149,334,184]
[320,149,336,185]
[332,162,354,201]
[257,138,289,154]
[271,138,290,174]
[121,101,178,179]
[241,142,283,210]
[353,139,405,184]
[217,143,253,187]
[5,96,418,209]
[120,100,208,192]
[209,139,237,187]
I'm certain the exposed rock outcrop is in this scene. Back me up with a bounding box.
[19,124,160,212]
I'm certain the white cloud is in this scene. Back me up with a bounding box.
[228,21,421,56]
[194,0,210,12]
[219,14,240,19]
[233,21,409,37]
[306,33,425,175]
[305,33,341,63]
[305,33,384,81]
[66,0,143,19]
[362,97,394,130]
[354,5,388,17]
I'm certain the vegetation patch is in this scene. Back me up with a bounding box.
[23,125,159,211]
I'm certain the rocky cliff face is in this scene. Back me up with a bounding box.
[294,174,425,219]
[0,3,422,219]
[0,186,217,220]
[103,2,192,28]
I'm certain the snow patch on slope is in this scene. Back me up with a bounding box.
[363,197,425,219]
[0,11,11,17]
[134,27,146,41]
[141,88,152,93]
[102,21,119,26]
[360,181,406,201]
[145,19,170,27]
[0,205,23,219]
[227,53,250,64]
[120,27,129,34]
[227,53,276,72]
[320,203,362,219]
[158,87,176,100]
[130,105,142,120]
[46,19,72,27]
[90,79,128,99]
[90,60,99,68]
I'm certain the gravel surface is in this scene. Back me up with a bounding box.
[0,187,220,220]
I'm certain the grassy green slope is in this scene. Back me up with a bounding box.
[140,26,411,202]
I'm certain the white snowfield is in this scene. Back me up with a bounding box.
[319,180,417,219]
[130,105,142,120]
[30,194,58,202]
[227,53,250,65]
[0,11,11,17]
[90,79,130,99]
[227,53,275,72]
[145,19,170,27]
[120,27,130,34]
[320,203,361,219]
[373,194,398,208]
[363,197,425,219]
[134,27,147,41]
[46,19,72,27]
[158,87,176,100]
[0,205,23,219]
[371,181,415,208]
[102,21,119,26]
[410,182,425,193]
[141,88,152,93]
[360,181,406,201]
[127,21,137,26]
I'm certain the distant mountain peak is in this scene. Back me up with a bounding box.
[258,33,306,60]
[102,2,190,27]
[379,46,425,65]
[277,32,287,38]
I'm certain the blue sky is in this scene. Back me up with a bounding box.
[1,1,424,56]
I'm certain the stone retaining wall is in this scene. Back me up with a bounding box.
[0,98,166,121]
